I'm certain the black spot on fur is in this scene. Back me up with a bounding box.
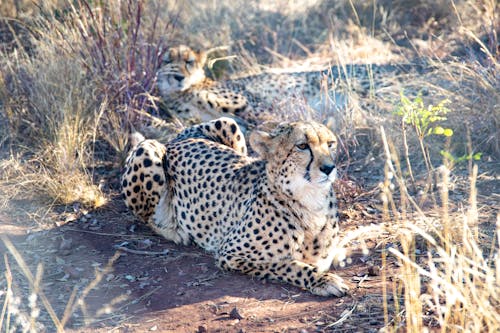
[230,123,237,134]
[215,120,222,130]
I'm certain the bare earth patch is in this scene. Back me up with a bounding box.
[0,185,403,332]
[1,142,498,332]
[1,152,498,332]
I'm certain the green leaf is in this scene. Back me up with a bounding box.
[443,128,454,137]
[472,152,482,160]
[440,150,455,161]
[433,126,445,135]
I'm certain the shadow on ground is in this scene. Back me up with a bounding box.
[0,193,391,333]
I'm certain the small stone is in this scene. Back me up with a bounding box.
[64,266,82,279]
[125,275,136,282]
[197,325,207,333]
[229,307,244,320]
[367,265,380,276]
[59,249,71,256]
[59,237,73,251]
[55,257,65,265]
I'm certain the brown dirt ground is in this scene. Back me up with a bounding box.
[0,155,498,332]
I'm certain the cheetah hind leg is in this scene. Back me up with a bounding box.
[121,136,186,245]
[218,257,349,297]
[122,136,166,223]
[178,117,248,155]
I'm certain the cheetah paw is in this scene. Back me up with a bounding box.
[310,272,349,297]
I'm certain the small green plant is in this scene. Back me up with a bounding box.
[440,150,482,164]
[394,91,453,185]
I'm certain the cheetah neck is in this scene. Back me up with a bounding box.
[268,169,334,213]
[265,175,334,227]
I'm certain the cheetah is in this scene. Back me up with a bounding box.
[156,45,271,127]
[156,45,428,126]
[121,117,349,296]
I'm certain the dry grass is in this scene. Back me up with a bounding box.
[0,0,173,207]
[0,0,498,331]
[378,128,499,332]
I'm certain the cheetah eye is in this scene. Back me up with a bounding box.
[161,57,172,65]
[327,140,336,149]
[186,58,195,65]
[296,143,309,150]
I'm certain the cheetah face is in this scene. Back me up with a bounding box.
[250,121,337,210]
[156,45,207,96]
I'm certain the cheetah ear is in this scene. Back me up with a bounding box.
[196,49,207,66]
[249,130,273,158]
[130,131,145,148]
[162,47,175,63]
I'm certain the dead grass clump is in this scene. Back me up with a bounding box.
[0,156,106,209]
[434,61,499,157]
[387,178,499,332]
[0,0,173,208]
[379,127,499,332]
[1,44,106,207]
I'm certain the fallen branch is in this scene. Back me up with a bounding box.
[114,246,169,256]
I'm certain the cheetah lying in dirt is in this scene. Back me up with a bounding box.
[156,45,428,126]
[121,117,349,296]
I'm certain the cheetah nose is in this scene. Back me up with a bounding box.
[173,74,184,82]
[320,163,335,175]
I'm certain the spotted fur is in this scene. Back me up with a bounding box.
[156,45,428,126]
[121,117,349,296]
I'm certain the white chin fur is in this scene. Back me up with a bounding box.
[183,69,205,88]
[286,173,335,212]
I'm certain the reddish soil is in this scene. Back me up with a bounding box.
[0,189,400,332]
[1,158,497,332]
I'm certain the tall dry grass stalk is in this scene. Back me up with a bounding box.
[380,127,499,332]
[1,236,124,332]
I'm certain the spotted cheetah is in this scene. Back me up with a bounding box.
[121,117,349,296]
[156,45,270,126]
[156,45,428,125]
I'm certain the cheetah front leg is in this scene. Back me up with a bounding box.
[218,257,349,297]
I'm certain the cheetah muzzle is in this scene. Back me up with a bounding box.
[121,117,349,296]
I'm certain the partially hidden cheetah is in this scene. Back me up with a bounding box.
[121,117,349,296]
[156,45,428,126]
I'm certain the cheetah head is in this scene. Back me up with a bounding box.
[250,121,338,210]
[156,45,207,96]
